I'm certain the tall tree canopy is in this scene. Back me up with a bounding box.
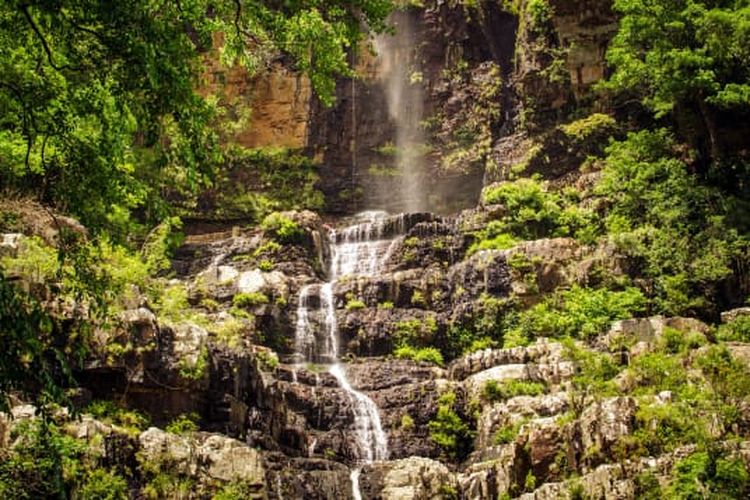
[601,0,750,163]
[0,0,393,234]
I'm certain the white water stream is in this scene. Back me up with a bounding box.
[373,12,426,213]
[294,211,409,498]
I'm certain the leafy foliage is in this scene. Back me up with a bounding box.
[667,449,749,498]
[0,419,86,499]
[394,345,444,366]
[86,400,150,435]
[233,292,269,308]
[603,0,750,117]
[598,129,749,315]
[428,391,474,458]
[717,315,750,342]
[0,0,393,235]
[480,178,598,243]
[260,212,304,244]
[512,285,647,342]
[165,413,200,435]
[0,277,71,411]
[482,379,546,402]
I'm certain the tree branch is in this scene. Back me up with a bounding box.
[21,4,73,71]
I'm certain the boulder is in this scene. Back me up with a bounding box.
[0,233,22,257]
[598,316,709,356]
[361,456,458,500]
[139,427,265,488]
[579,397,636,464]
[722,307,750,323]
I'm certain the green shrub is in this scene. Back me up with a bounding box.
[467,233,518,255]
[345,298,366,310]
[394,345,444,366]
[378,301,394,309]
[0,420,86,499]
[200,298,220,312]
[78,468,128,500]
[559,113,616,141]
[696,345,750,401]
[564,340,621,398]
[628,352,688,395]
[410,290,426,306]
[514,285,646,342]
[400,414,415,431]
[211,147,324,221]
[480,179,598,242]
[142,471,194,500]
[86,400,150,434]
[634,471,662,499]
[524,470,537,492]
[258,259,274,272]
[393,316,438,347]
[659,326,705,354]
[626,402,707,457]
[403,236,420,248]
[233,292,269,308]
[256,350,279,370]
[178,346,208,380]
[428,391,474,458]
[213,480,264,500]
[667,450,749,499]
[482,380,546,402]
[260,212,303,244]
[253,241,282,257]
[465,337,498,354]
[717,315,750,342]
[596,129,747,316]
[211,317,247,349]
[494,418,527,445]
[156,284,190,322]
[165,413,199,435]
[141,216,183,276]
[0,236,59,283]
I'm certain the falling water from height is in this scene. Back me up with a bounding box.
[294,212,411,498]
[374,12,426,213]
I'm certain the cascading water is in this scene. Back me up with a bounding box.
[373,12,427,213]
[294,212,411,498]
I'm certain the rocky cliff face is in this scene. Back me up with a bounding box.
[210,1,617,216]
[4,1,749,499]
[9,201,735,498]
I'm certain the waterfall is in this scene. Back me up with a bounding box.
[374,12,427,213]
[294,212,413,498]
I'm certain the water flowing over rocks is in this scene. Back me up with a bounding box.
[40,204,743,497]
[3,1,748,495]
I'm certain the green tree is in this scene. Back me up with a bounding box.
[0,0,393,236]
[601,0,750,162]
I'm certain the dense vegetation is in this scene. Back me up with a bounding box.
[0,0,394,406]
[2,0,750,497]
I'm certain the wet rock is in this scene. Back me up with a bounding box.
[525,418,565,482]
[198,434,266,483]
[458,340,575,399]
[171,322,209,372]
[447,250,513,299]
